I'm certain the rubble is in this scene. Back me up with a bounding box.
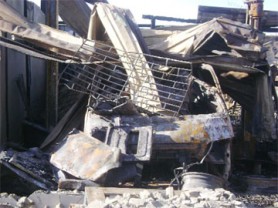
[0,0,277,207]
[0,193,18,207]
[0,187,251,208]
[83,187,247,208]
[28,190,84,208]
[0,148,57,191]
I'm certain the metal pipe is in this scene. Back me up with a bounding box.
[245,0,264,30]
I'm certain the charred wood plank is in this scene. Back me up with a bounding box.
[0,160,53,190]
[59,179,99,191]
[90,3,162,112]
[40,95,88,151]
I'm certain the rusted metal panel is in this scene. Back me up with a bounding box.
[50,130,121,181]
[165,114,233,143]
[85,112,234,146]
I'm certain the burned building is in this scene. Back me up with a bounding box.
[0,0,277,207]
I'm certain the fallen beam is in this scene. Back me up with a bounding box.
[89,3,162,112]
[85,187,181,197]
[0,0,93,62]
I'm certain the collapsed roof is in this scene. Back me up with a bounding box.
[0,1,276,140]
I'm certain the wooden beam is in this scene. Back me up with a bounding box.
[0,37,7,148]
[40,95,87,151]
[6,0,26,143]
[0,0,87,60]
[143,15,197,25]
[85,187,181,196]
[41,0,59,128]
[26,1,46,122]
[93,3,162,112]
[198,5,278,29]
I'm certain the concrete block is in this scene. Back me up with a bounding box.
[172,197,182,207]
[214,188,225,193]
[140,190,152,200]
[152,191,165,200]
[228,193,236,201]
[147,200,163,208]
[8,194,20,201]
[194,201,210,208]
[188,190,200,198]
[55,203,64,208]
[165,187,174,199]
[17,196,34,207]
[207,200,221,208]
[0,194,18,207]
[145,202,157,208]
[85,187,105,205]
[233,200,245,206]
[179,193,189,200]
[122,193,131,200]
[28,191,84,208]
[190,197,199,204]
[105,196,119,205]
[87,200,105,208]
[181,200,192,206]
[128,197,145,207]
[69,204,85,208]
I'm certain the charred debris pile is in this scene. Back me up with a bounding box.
[0,1,277,196]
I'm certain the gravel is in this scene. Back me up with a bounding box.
[235,193,278,208]
[98,187,248,208]
[0,187,277,207]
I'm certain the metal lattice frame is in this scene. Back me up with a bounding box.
[60,40,192,117]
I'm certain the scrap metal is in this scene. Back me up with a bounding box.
[149,17,265,60]
[88,3,162,112]
[60,39,192,116]
[4,0,275,190]
[50,130,121,181]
